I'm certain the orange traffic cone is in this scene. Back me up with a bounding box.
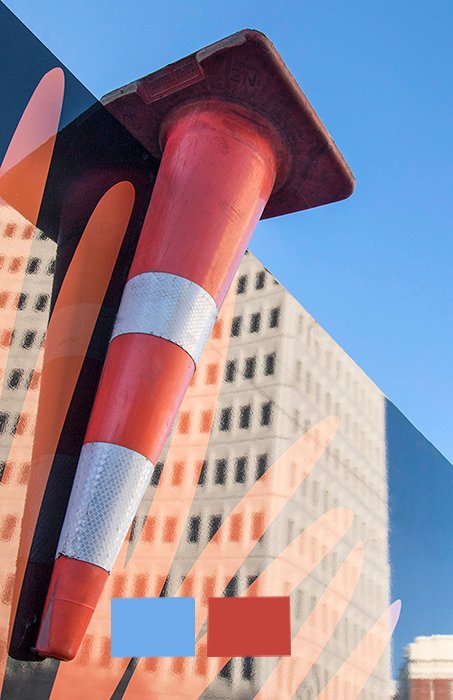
[36,29,354,660]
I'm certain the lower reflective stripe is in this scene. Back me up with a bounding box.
[110,271,218,364]
[57,442,154,572]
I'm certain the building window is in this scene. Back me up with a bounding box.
[17,293,27,310]
[256,453,268,478]
[249,312,261,333]
[269,306,280,328]
[21,330,36,349]
[205,363,218,385]
[198,460,208,485]
[178,411,190,434]
[151,461,163,486]
[264,353,275,376]
[163,516,177,543]
[34,294,49,312]
[26,257,40,274]
[235,456,247,483]
[7,369,23,390]
[224,575,238,597]
[231,316,242,337]
[260,401,272,426]
[242,657,254,681]
[229,514,243,543]
[0,413,8,434]
[200,409,213,433]
[219,407,232,432]
[188,515,201,543]
[244,356,256,379]
[239,405,251,429]
[219,659,233,681]
[214,458,227,484]
[236,275,248,294]
[171,461,184,486]
[255,270,266,289]
[224,360,236,383]
[208,514,222,540]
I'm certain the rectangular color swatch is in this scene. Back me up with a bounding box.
[111,597,195,657]
[207,596,291,657]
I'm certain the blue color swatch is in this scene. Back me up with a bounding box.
[111,597,195,657]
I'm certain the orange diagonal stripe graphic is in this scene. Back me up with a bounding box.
[0,67,64,397]
[3,181,135,666]
[255,543,364,699]
[316,600,401,700]
[121,419,340,699]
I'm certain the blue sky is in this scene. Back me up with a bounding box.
[4,0,452,464]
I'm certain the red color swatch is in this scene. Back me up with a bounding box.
[207,596,291,657]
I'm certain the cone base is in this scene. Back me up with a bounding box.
[35,555,109,661]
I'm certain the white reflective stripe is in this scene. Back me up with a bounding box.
[57,442,154,572]
[110,271,218,364]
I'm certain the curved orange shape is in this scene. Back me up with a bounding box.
[0,67,64,396]
[2,181,135,663]
[317,600,402,700]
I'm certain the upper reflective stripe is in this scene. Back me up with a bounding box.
[111,272,218,364]
[57,442,154,571]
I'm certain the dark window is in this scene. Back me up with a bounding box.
[219,659,233,680]
[26,257,40,274]
[34,294,49,311]
[224,575,238,597]
[231,316,242,337]
[198,460,208,485]
[256,453,268,479]
[21,330,36,349]
[260,401,273,426]
[0,413,8,434]
[236,275,248,294]
[235,456,247,483]
[255,271,266,289]
[269,306,280,328]
[239,405,251,429]
[7,369,23,390]
[188,515,201,543]
[151,461,163,486]
[214,458,227,484]
[249,312,261,333]
[242,657,254,681]
[264,353,275,375]
[244,356,256,379]
[46,259,56,275]
[219,408,232,432]
[208,514,222,540]
[224,360,236,383]
[17,293,27,310]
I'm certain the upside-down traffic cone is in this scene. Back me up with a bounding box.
[36,29,354,661]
